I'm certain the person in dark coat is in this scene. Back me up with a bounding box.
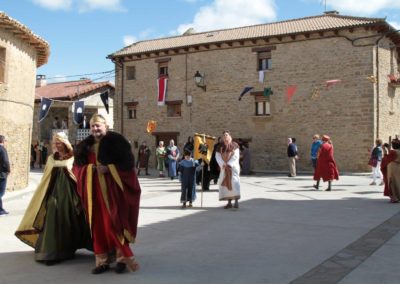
[0,135,10,215]
[178,150,199,208]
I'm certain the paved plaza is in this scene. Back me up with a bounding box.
[1,169,400,284]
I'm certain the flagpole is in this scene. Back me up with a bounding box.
[201,134,205,208]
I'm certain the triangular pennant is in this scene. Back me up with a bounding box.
[73,101,85,124]
[263,87,273,97]
[100,91,109,113]
[38,97,53,122]
[286,86,297,103]
[238,86,254,101]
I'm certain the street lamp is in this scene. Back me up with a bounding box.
[194,71,206,91]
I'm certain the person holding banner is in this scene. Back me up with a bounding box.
[216,130,241,209]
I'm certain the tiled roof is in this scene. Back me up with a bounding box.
[110,13,390,57]
[35,79,114,101]
[0,11,50,67]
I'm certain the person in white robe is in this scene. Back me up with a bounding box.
[216,130,241,209]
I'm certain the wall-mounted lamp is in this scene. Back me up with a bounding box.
[194,70,206,91]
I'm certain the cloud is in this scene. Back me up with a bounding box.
[174,0,277,35]
[123,35,137,46]
[324,0,400,15]
[32,0,72,10]
[389,21,400,30]
[78,0,126,12]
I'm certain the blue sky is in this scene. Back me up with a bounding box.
[1,0,400,84]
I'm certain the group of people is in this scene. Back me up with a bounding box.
[15,114,141,275]
[30,141,48,169]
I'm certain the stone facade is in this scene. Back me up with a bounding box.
[111,21,400,172]
[0,24,49,190]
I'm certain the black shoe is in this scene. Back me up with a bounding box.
[92,264,110,274]
[313,184,319,190]
[0,210,9,216]
[115,262,127,274]
[325,188,331,191]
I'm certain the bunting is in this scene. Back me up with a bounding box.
[38,97,53,122]
[157,76,168,106]
[286,86,297,103]
[263,87,273,97]
[238,86,254,101]
[73,101,85,124]
[100,91,109,113]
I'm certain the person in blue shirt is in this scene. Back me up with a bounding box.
[178,150,200,208]
[310,134,322,169]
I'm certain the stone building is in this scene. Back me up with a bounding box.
[108,12,400,172]
[33,77,115,151]
[0,12,49,190]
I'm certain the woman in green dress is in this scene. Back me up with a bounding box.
[156,140,167,177]
[15,132,91,264]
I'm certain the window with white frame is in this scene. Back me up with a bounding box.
[254,94,271,116]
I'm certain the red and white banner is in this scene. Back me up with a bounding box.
[157,76,168,106]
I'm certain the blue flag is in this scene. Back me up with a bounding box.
[100,91,109,113]
[238,86,254,101]
[38,97,53,122]
[73,101,85,124]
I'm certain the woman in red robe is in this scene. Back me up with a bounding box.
[381,138,400,203]
[313,135,339,191]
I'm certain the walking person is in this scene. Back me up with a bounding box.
[369,139,384,185]
[15,132,91,264]
[216,130,241,209]
[287,138,298,177]
[73,114,141,274]
[0,135,10,215]
[310,134,322,169]
[381,137,400,203]
[178,150,199,208]
[313,135,339,191]
[156,141,167,177]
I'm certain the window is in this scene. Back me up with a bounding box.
[159,61,168,77]
[155,58,171,77]
[165,100,182,117]
[254,94,270,116]
[0,47,6,83]
[126,66,136,80]
[125,102,138,119]
[258,51,272,71]
[252,46,276,71]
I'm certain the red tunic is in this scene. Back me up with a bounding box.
[73,150,141,257]
[314,142,339,182]
[381,150,397,198]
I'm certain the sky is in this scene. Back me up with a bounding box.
[1,0,400,84]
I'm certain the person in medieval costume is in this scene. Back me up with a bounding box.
[156,141,167,177]
[313,135,339,191]
[381,137,400,203]
[15,132,91,265]
[216,130,241,209]
[73,114,141,274]
[178,150,200,208]
[136,141,151,176]
[167,139,180,180]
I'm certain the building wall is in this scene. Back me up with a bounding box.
[0,29,38,190]
[114,29,398,172]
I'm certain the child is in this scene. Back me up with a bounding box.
[178,150,199,208]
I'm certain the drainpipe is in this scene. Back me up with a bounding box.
[112,58,124,134]
[375,36,385,140]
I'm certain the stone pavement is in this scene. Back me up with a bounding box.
[1,169,400,284]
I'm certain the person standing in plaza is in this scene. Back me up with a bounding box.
[167,139,180,180]
[73,114,141,274]
[310,134,322,169]
[287,137,298,177]
[369,139,384,186]
[210,136,222,184]
[156,140,167,177]
[313,135,339,191]
[15,132,91,264]
[0,135,10,215]
[178,150,199,208]
[381,137,400,203]
[136,141,151,176]
[183,136,194,156]
[216,130,241,209]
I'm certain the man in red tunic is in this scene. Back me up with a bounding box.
[313,135,339,191]
[73,114,141,274]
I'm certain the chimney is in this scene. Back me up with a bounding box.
[324,10,339,15]
[36,74,46,87]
